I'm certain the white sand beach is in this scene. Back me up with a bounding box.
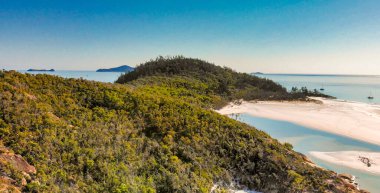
[310,151,380,175]
[216,97,380,146]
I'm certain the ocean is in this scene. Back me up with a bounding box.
[21,71,380,192]
[20,70,123,83]
[255,73,380,104]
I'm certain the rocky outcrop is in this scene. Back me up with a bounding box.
[0,152,36,175]
[0,143,37,192]
[0,176,21,193]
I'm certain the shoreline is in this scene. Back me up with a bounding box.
[216,97,380,146]
[310,151,380,176]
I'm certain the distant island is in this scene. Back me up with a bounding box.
[252,72,264,75]
[27,69,55,72]
[96,65,134,72]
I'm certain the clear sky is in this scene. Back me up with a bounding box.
[1,0,380,74]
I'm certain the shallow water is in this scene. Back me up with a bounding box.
[233,114,380,192]
[251,74,380,191]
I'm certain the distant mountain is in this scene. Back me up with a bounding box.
[27,69,55,72]
[96,65,134,72]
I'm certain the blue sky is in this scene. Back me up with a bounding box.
[1,0,380,74]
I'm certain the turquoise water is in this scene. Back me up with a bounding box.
[233,115,380,192]
[255,74,380,104]
[244,74,380,192]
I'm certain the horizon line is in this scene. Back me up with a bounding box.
[6,69,380,77]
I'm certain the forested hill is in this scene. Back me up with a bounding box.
[0,70,356,192]
[116,56,329,108]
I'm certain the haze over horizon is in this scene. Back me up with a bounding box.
[1,0,380,75]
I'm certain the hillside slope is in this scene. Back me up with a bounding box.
[116,57,329,108]
[0,70,358,193]
[0,141,37,193]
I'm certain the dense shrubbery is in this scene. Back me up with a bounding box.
[116,56,288,99]
[127,76,225,108]
[117,56,330,109]
[290,87,333,99]
[0,71,354,192]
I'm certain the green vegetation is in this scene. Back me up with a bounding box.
[0,60,353,193]
[117,56,330,109]
[290,86,332,99]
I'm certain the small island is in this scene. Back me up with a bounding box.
[96,65,134,72]
[27,69,55,72]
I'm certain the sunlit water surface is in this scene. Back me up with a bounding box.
[255,74,380,104]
